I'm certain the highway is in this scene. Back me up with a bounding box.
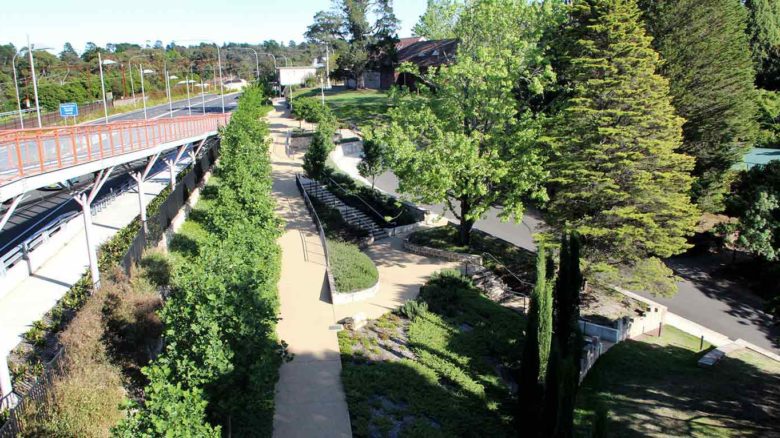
[0,92,240,255]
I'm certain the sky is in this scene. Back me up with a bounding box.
[2,0,427,54]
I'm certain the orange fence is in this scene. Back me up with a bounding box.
[0,114,230,185]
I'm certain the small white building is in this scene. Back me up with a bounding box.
[277,66,317,86]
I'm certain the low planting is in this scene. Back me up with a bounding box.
[9,160,194,391]
[13,265,163,436]
[329,239,379,293]
[339,270,525,436]
[575,326,780,437]
[115,85,285,436]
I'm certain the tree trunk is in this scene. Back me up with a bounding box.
[458,197,474,247]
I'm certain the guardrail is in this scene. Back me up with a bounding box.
[295,173,336,294]
[0,114,229,185]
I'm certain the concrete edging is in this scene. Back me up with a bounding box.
[332,280,380,305]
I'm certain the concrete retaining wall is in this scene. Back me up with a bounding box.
[402,240,483,265]
[0,217,83,302]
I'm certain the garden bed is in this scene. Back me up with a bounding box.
[329,239,379,294]
[326,172,420,227]
[408,224,535,293]
[338,270,525,437]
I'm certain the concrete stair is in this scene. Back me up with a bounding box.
[300,177,389,241]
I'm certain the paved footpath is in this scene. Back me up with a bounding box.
[269,101,457,437]
[269,101,352,438]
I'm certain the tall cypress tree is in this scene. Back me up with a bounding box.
[549,0,698,296]
[550,233,584,437]
[518,244,554,436]
[639,0,759,211]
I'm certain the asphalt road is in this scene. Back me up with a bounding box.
[0,92,240,254]
[369,169,780,355]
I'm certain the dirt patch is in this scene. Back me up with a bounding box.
[580,284,646,326]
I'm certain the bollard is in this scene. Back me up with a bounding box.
[699,335,704,351]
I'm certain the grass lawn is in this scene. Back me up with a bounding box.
[338,271,526,437]
[293,87,389,127]
[576,325,780,437]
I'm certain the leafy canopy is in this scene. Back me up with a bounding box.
[377,0,554,244]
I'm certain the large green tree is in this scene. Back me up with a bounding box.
[549,0,699,296]
[413,0,464,40]
[377,0,552,245]
[639,0,759,212]
[745,0,780,89]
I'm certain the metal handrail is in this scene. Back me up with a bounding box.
[296,174,335,293]
[481,251,534,288]
[325,176,392,226]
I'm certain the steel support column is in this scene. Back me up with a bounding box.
[0,194,26,232]
[73,167,114,287]
[129,153,161,232]
[163,144,189,188]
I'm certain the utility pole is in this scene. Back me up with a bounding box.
[325,44,331,89]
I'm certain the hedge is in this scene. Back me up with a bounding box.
[329,239,379,293]
[115,85,284,436]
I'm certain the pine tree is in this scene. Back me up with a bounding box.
[518,244,554,436]
[549,0,698,296]
[745,0,780,90]
[639,0,759,211]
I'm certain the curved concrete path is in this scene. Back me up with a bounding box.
[269,100,458,437]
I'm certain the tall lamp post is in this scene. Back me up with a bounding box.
[139,65,154,120]
[225,47,260,81]
[166,73,177,118]
[11,44,52,129]
[98,53,118,124]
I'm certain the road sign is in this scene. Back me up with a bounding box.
[59,103,78,118]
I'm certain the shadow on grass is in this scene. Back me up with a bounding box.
[576,338,780,437]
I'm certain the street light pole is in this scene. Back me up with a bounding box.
[216,46,225,114]
[27,36,43,128]
[325,44,331,89]
[11,53,24,129]
[98,52,110,124]
[139,64,148,120]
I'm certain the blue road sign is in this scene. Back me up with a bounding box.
[59,103,78,118]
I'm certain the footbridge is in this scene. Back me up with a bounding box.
[0,113,230,286]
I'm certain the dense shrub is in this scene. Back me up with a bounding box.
[329,240,379,293]
[292,96,333,124]
[303,120,336,180]
[419,270,472,316]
